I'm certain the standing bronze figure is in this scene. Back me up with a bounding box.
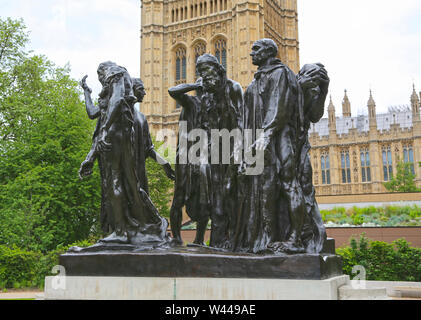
[79,61,172,247]
[296,63,330,253]
[169,54,243,248]
[233,39,329,254]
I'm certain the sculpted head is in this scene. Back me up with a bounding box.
[132,78,146,103]
[196,54,226,93]
[250,39,278,67]
[97,61,117,86]
[298,63,327,99]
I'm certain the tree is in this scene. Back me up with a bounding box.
[384,161,419,193]
[0,18,101,252]
[145,137,176,219]
[0,18,175,252]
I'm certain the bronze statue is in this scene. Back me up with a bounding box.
[296,63,329,253]
[79,62,173,247]
[61,42,343,284]
[233,39,318,254]
[168,54,243,248]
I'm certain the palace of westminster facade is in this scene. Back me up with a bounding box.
[140,0,421,196]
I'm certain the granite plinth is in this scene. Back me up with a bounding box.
[60,245,342,280]
[44,275,350,300]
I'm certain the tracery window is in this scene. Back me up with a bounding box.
[175,47,187,85]
[382,146,393,181]
[175,47,187,109]
[403,144,415,175]
[214,39,227,70]
[321,152,331,185]
[360,148,371,182]
[341,150,351,184]
[194,42,207,79]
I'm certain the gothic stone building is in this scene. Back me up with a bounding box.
[309,88,421,196]
[140,0,421,197]
[140,0,300,145]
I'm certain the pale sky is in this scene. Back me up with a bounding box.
[1,0,420,116]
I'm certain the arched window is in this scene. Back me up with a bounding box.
[341,150,351,184]
[403,144,415,175]
[360,148,371,182]
[194,42,207,79]
[175,47,187,109]
[214,39,227,69]
[321,153,331,185]
[382,146,393,181]
[175,47,187,85]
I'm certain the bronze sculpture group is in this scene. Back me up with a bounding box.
[79,39,330,255]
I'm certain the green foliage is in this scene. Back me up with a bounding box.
[321,205,421,226]
[384,161,420,193]
[337,235,421,282]
[145,137,175,218]
[0,245,41,289]
[0,17,102,252]
[0,241,94,290]
[0,17,175,255]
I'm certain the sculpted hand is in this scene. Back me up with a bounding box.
[79,160,94,180]
[251,134,269,152]
[80,75,92,94]
[195,77,204,90]
[96,134,112,153]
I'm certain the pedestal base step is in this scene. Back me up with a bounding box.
[59,246,343,280]
[44,275,349,300]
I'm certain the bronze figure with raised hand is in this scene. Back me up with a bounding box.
[78,62,173,248]
[168,54,243,248]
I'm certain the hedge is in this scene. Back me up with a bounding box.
[0,240,93,290]
[337,235,421,282]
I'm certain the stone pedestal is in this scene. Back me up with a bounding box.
[47,241,345,300]
[59,246,342,280]
[44,275,350,300]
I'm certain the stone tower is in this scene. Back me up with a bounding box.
[140,0,300,142]
[411,84,420,121]
[367,90,377,130]
[342,89,351,118]
[328,96,336,133]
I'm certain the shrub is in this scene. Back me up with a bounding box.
[0,245,42,289]
[337,235,421,282]
[0,240,94,290]
[322,205,421,226]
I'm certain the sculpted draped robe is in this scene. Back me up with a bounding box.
[232,59,326,253]
[233,59,301,253]
[88,66,168,244]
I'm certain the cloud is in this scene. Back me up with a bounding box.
[1,0,420,114]
[1,0,140,97]
[299,0,421,115]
